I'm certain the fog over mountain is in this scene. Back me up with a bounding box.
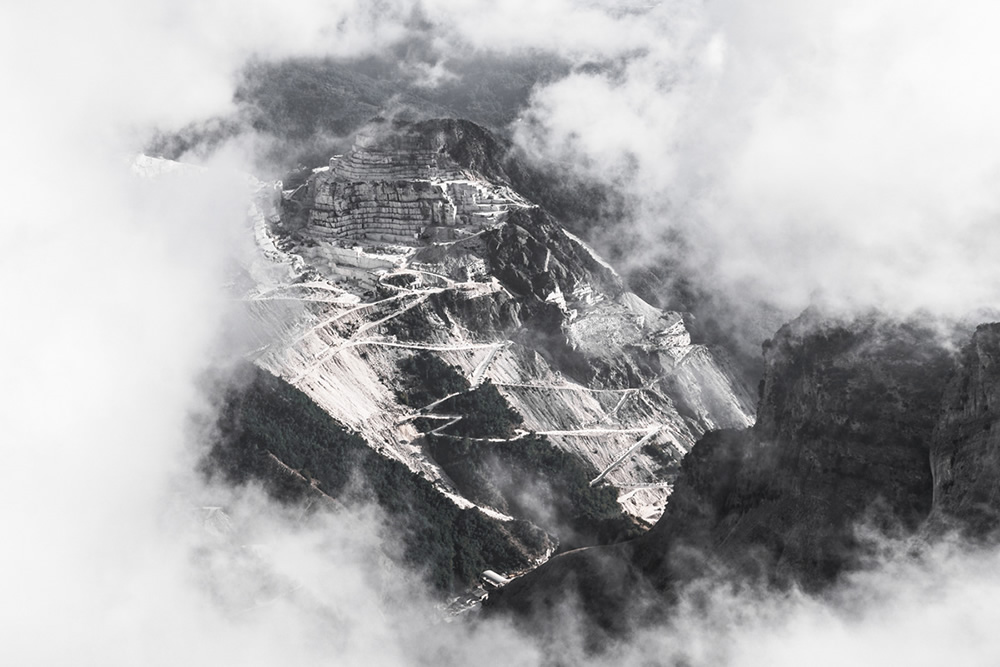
[5,1,1000,665]
[516,0,1000,328]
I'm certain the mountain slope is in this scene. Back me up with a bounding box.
[930,323,1000,536]
[488,311,964,631]
[241,118,755,534]
[204,362,547,592]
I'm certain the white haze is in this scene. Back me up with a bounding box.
[3,1,1000,665]
[514,0,1000,318]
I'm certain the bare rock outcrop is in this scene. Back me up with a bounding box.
[284,120,531,245]
[930,323,1000,536]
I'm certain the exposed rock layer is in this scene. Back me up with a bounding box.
[284,120,531,244]
[930,323,1000,536]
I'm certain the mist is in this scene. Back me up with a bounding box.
[514,0,1000,322]
[5,0,1000,665]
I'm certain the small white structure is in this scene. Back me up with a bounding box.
[481,570,510,588]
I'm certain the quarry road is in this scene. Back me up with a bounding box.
[589,426,664,487]
[290,339,503,384]
[601,390,637,424]
[288,292,414,344]
[595,374,673,424]
[363,340,501,351]
[289,273,456,344]
[470,342,508,387]
[247,280,354,302]
[397,412,463,425]
[289,289,446,382]
[494,382,639,394]
[430,228,489,246]
[417,392,465,413]
[406,268,459,285]
[266,265,504,381]
[618,484,673,503]
[536,427,654,436]
[428,424,663,445]
[247,292,360,304]
[429,430,531,443]
[377,268,456,291]
[429,417,464,436]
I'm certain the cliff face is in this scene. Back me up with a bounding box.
[237,118,754,557]
[489,312,959,628]
[638,312,953,587]
[930,323,1000,536]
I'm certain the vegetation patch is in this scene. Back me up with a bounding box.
[395,351,470,407]
[204,363,539,593]
[429,434,642,552]
[396,351,642,551]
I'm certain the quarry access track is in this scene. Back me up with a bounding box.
[290,339,503,384]
[286,292,415,344]
[427,426,660,445]
[247,292,362,304]
[289,268,469,345]
[492,382,640,394]
[589,426,664,487]
[470,342,509,387]
[428,429,530,443]
[601,390,636,424]
[618,484,674,504]
[288,267,504,379]
[246,281,356,303]
[417,393,465,413]
[396,412,462,425]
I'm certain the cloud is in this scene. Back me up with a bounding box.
[604,537,1000,667]
[0,1,560,663]
[6,0,1000,665]
[0,1,423,663]
[421,0,664,59]
[514,1,1000,320]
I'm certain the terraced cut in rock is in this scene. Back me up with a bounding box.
[239,120,756,529]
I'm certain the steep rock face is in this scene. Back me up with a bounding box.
[646,313,953,584]
[930,323,1000,536]
[491,312,956,626]
[282,120,531,245]
[242,118,755,534]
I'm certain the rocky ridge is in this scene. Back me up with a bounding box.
[490,310,1000,635]
[634,312,953,586]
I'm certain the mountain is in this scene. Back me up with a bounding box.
[488,310,1000,635]
[633,312,958,586]
[140,111,1000,645]
[208,117,755,592]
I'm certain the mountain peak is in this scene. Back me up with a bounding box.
[240,117,754,532]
